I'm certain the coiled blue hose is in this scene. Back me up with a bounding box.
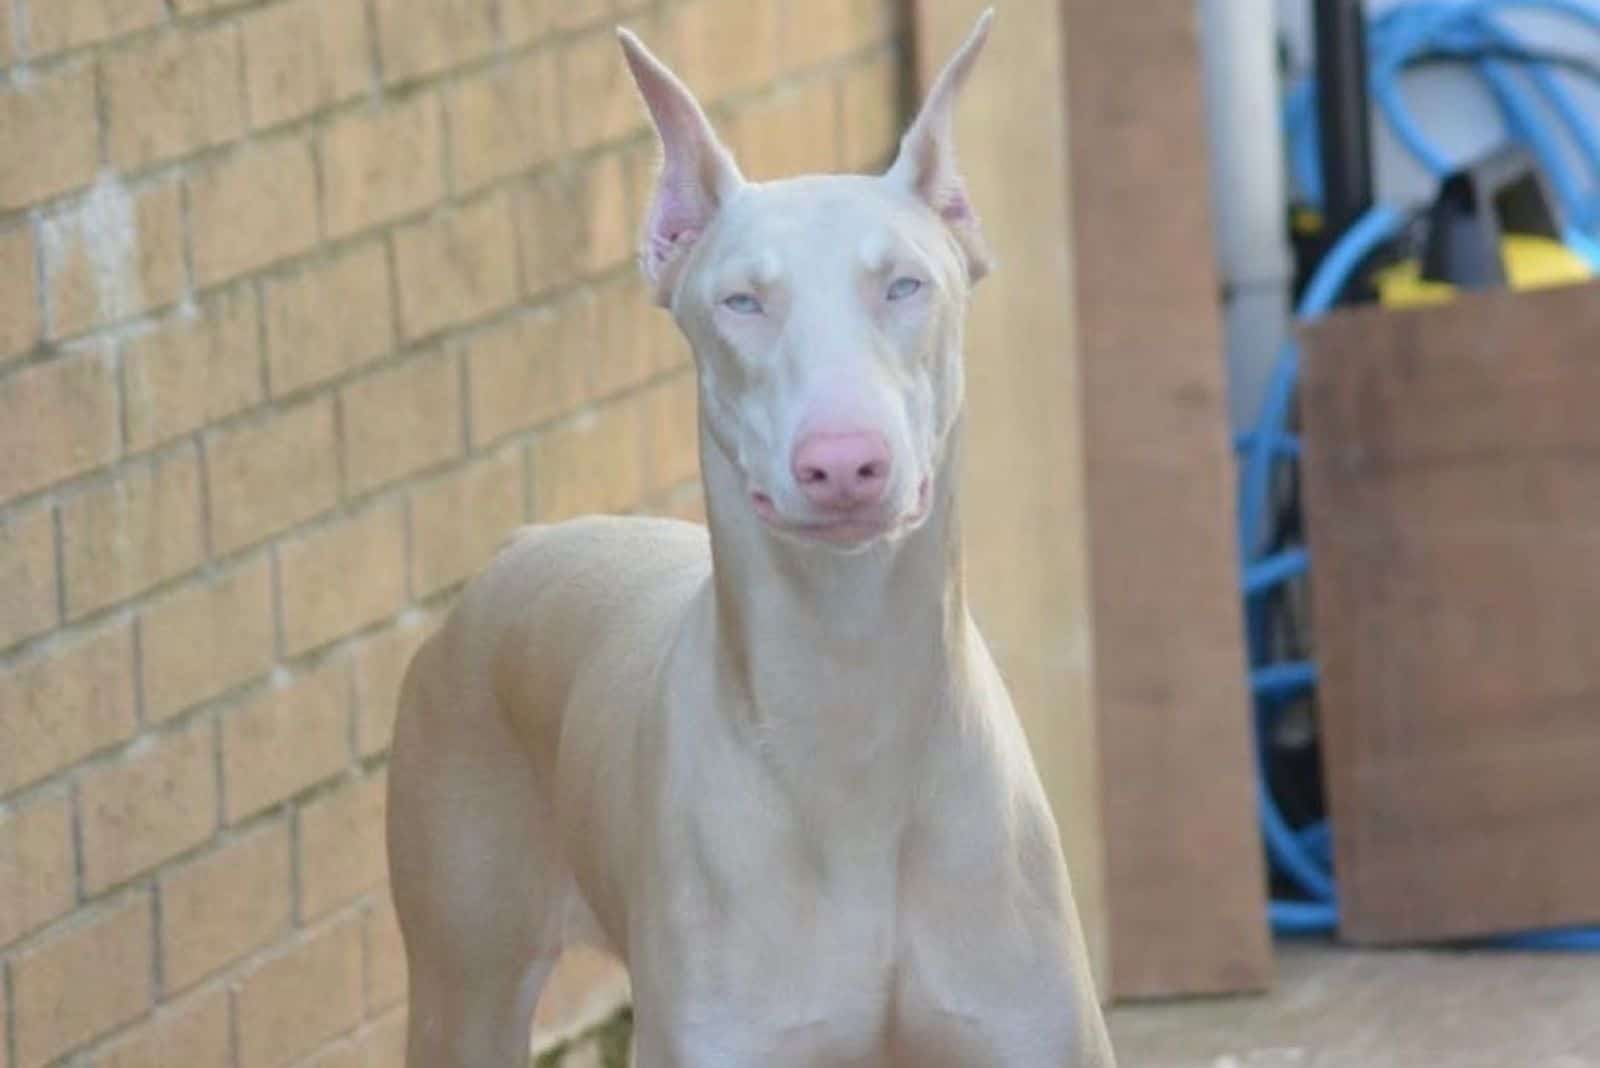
[1249,0,1600,948]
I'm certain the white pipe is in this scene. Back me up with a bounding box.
[1199,0,1295,432]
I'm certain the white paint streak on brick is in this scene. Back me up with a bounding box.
[41,173,147,331]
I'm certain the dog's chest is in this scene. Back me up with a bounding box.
[657,800,907,1057]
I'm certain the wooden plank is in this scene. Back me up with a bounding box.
[910,1,1109,987]
[1300,280,1600,944]
[1060,1,1274,998]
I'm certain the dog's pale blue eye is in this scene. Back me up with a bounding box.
[886,277,923,301]
[722,293,763,315]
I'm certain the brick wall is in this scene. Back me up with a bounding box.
[0,2,907,1066]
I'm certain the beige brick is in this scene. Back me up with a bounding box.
[374,0,494,85]
[410,450,522,597]
[299,1040,357,1068]
[264,243,395,397]
[233,918,364,1068]
[563,25,651,151]
[278,505,407,656]
[364,899,407,1012]
[93,988,230,1068]
[298,774,386,920]
[0,65,99,211]
[43,178,187,341]
[322,95,445,239]
[351,617,432,758]
[590,273,663,399]
[124,289,263,451]
[24,0,165,58]
[11,894,153,1068]
[0,347,119,503]
[466,294,591,448]
[532,399,647,521]
[340,352,462,495]
[360,1010,409,1068]
[732,80,839,181]
[140,560,275,721]
[501,0,624,45]
[0,505,58,651]
[190,139,319,287]
[159,821,291,992]
[575,153,632,277]
[1,992,8,1068]
[841,52,903,171]
[449,51,561,194]
[244,0,370,130]
[511,151,631,289]
[0,624,136,794]
[221,663,351,821]
[645,372,700,494]
[392,195,518,341]
[0,225,41,359]
[301,1009,406,1068]
[61,445,205,619]
[169,0,254,11]
[205,398,338,554]
[555,0,617,31]
[661,485,707,524]
[105,24,245,170]
[779,0,892,72]
[666,0,780,101]
[500,0,551,46]
[514,173,581,298]
[80,719,217,893]
[0,792,75,948]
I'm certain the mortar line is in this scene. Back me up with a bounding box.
[52,497,68,628]
[288,796,304,927]
[69,775,86,904]
[149,872,165,998]
[233,17,252,132]
[400,494,415,606]
[131,612,148,726]
[210,709,229,849]
[362,0,383,91]
[10,0,27,63]
[457,344,473,461]
[2,950,14,1068]
[269,546,286,663]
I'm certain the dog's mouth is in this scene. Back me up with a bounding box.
[750,478,933,548]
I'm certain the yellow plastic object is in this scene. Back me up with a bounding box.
[1375,234,1594,309]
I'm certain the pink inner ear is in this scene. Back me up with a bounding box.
[643,165,713,282]
[940,192,972,223]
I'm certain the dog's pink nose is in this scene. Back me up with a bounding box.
[792,431,891,510]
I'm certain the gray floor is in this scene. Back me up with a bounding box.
[1107,942,1600,1067]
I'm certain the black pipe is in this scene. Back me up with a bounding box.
[1314,0,1376,242]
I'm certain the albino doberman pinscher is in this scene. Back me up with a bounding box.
[387,11,1116,1066]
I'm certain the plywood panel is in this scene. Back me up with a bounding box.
[910,1,1109,986]
[1300,281,1600,944]
[1059,0,1273,998]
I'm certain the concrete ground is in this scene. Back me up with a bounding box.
[1107,940,1600,1067]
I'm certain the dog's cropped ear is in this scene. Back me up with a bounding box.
[885,9,994,283]
[618,29,745,306]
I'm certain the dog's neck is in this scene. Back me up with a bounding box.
[698,418,971,787]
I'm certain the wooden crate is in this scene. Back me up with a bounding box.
[1059,0,1273,998]
[1300,280,1600,944]
[916,0,1273,1000]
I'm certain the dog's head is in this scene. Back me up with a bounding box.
[620,13,993,551]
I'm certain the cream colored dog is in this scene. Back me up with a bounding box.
[386,12,1115,1066]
